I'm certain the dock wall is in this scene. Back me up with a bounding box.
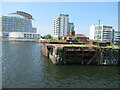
[41,43,119,65]
[41,43,49,57]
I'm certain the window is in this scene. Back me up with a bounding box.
[95,26,102,30]
[24,34,26,37]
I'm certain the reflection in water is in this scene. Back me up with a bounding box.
[2,42,119,88]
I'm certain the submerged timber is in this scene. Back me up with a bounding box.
[41,42,120,65]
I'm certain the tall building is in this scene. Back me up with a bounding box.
[90,24,114,43]
[54,14,74,38]
[114,31,120,45]
[67,22,74,35]
[0,11,40,39]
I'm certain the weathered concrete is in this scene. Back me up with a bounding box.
[41,42,119,65]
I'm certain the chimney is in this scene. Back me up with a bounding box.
[70,31,75,36]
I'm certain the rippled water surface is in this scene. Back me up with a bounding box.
[2,42,119,88]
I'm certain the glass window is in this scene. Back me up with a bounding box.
[95,26,102,30]
[24,34,26,37]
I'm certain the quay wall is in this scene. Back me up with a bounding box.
[41,43,49,57]
[41,43,120,65]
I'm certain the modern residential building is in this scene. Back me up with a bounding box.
[67,22,74,35]
[0,11,40,40]
[54,14,69,37]
[54,14,74,38]
[89,24,115,43]
[114,31,120,45]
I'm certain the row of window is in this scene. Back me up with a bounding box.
[2,29,36,33]
[2,22,31,25]
[24,34,39,38]
[2,26,32,28]
[2,17,30,21]
[2,27,32,30]
[2,20,31,24]
[103,26,112,29]
[2,22,32,27]
[2,19,30,22]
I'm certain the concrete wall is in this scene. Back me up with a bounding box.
[9,32,40,39]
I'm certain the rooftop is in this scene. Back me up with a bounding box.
[9,11,34,20]
[59,14,69,17]
[75,34,88,38]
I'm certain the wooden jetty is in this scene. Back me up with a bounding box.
[41,42,119,65]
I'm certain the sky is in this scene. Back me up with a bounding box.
[0,2,118,36]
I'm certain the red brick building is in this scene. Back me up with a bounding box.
[75,34,88,42]
[61,34,88,42]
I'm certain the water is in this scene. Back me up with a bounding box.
[2,41,119,88]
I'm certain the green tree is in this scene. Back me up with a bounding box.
[42,34,52,39]
[72,37,80,42]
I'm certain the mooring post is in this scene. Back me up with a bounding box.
[81,47,84,65]
[62,47,67,64]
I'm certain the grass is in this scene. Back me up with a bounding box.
[49,40,65,42]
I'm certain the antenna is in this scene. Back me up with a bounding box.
[99,19,100,26]
[97,19,100,40]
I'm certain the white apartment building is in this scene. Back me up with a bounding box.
[90,24,114,43]
[54,14,74,38]
[114,31,120,44]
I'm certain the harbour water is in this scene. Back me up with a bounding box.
[2,42,119,88]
